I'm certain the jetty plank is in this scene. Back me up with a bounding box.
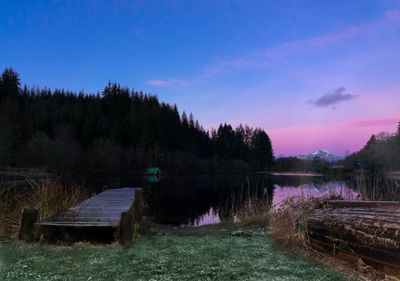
[37,187,140,227]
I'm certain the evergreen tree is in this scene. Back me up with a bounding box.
[189,112,195,129]
[250,129,274,169]
[181,111,188,128]
[0,68,20,99]
[366,134,376,146]
[397,122,400,136]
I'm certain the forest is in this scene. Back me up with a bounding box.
[0,68,274,175]
[343,128,400,171]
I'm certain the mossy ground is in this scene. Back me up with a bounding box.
[0,224,355,281]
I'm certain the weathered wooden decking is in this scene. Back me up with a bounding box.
[308,200,400,278]
[37,187,140,227]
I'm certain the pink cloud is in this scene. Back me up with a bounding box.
[193,14,394,78]
[199,26,363,78]
[386,10,400,21]
[146,78,194,87]
[146,80,171,86]
[263,26,362,59]
[203,59,251,77]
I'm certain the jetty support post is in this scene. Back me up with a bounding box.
[19,209,39,242]
[133,189,143,223]
[119,211,134,247]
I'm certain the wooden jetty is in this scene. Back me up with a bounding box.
[23,187,143,244]
[308,200,400,278]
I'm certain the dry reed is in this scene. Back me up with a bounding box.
[218,178,272,227]
[0,177,90,238]
[267,196,315,248]
[354,171,400,201]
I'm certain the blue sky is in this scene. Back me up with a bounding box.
[1,0,400,155]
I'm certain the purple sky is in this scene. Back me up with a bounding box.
[1,1,399,156]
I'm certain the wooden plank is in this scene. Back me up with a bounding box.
[37,187,141,227]
[321,200,400,209]
[310,210,400,225]
[308,200,400,278]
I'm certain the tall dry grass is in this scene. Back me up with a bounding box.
[0,177,91,238]
[235,189,272,227]
[219,178,273,227]
[354,171,400,201]
[267,196,316,248]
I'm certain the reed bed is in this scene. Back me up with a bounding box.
[217,178,273,227]
[0,177,90,238]
[267,196,315,248]
[354,171,400,201]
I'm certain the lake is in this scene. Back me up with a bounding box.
[143,173,399,227]
[5,171,398,227]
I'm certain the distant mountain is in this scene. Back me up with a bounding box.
[296,150,343,162]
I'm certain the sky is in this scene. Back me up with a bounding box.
[1,0,399,156]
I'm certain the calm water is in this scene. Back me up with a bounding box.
[143,174,374,227]
[9,172,396,227]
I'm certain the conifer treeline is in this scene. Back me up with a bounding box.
[343,128,400,171]
[0,68,274,175]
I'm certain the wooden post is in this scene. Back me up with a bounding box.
[133,189,143,223]
[19,209,39,242]
[119,211,134,247]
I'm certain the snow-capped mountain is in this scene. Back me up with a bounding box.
[296,150,343,162]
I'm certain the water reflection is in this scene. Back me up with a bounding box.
[189,207,239,226]
[272,182,360,207]
[67,173,399,227]
[144,174,274,226]
[144,174,385,226]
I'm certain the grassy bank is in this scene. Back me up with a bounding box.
[0,225,355,281]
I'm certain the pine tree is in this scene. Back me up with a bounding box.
[397,122,400,136]
[366,134,376,148]
[181,111,188,127]
[0,67,21,99]
[250,129,274,169]
[189,112,195,129]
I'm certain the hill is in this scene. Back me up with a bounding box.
[297,150,343,163]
